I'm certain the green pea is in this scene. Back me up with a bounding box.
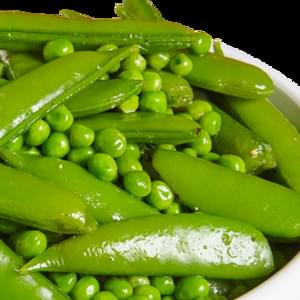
[199,111,222,136]
[116,155,143,176]
[128,276,150,288]
[88,153,118,182]
[140,91,167,113]
[67,147,95,166]
[190,129,212,155]
[71,276,100,300]
[182,147,197,157]
[46,105,74,132]
[109,62,121,74]
[0,62,5,77]
[134,285,161,300]
[4,135,24,151]
[49,272,77,294]
[228,285,248,300]
[21,145,42,156]
[25,119,51,146]
[118,95,139,113]
[94,128,127,158]
[97,44,118,52]
[92,291,118,300]
[146,181,174,210]
[218,154,246,173]
[169,53,193,76]
[202,152,220,162]
[151,276,175,295]
[191,32,212,55]
[99,73,110,81]
[142,71,162,92]
[10,230,47,259]
[166,108,174,115]
[0,78,9,87]
[157,144,176,151]
[42,132,70,158]
[164,202,181,214]
[127,296,149,300]
[69,123,95,148]
[0,219,24,235]
[123,170,152,197]
[104,278,133,299]
[123,144,141,160]
[147,52,170,70]
[118,70,144,81]
[43,39,74,62]
[122,53,147,72]
[175,276,210,300]
[187,100,212,121]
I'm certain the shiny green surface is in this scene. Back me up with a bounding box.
[21,214,274,279]
[186,53,274,99]
[67,79,143,118]
[0,240,69,300]
[77,112,200,145]
[0,150,158,223]
[153,150,300,238]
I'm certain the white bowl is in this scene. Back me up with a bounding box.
[222,44,300,300]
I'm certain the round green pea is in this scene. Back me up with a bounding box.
[69,124,95,148]
[104,278,133,299]
[94,128,127,158]
[140,91,167,113]
[147,52,170,70]
[202,152,220,162]
[182,147,197,157]
[43,39,74,62]
[97,44,118,52]
[116,156,143,176]
[4,135,24,151]
[118,95,139,113]
[187,100,212,121]
[142,71,162,92]
[92,291,118,300]
[190,129,212,155]
[42,132,70,158]
[199,111,222,136]
[49,272,77,294]
[128,276,150,288]
[88,153,118,182]
[25,119,51,146]
[123,170,152,197]
[151,276,175,295]
[123,144,141,160]
[109,62,121,74]
[157,144,176,151]
[218,154,246,173]
[134,285,161,300]
[164,202,181,214]
[67,147,95,166]
[169,53,193,76]
[99,73,110,81]
[71,276,100,300]
[146,181,174,210]
[21,146,41,156]
[122,53,147,72]
[191,32,212,55]
[46,105,74,132]
[118,70,144,81]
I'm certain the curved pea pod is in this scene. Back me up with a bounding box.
[67,79,143,118]
[0,240,69,300]
[186,53,274,99]
[0,11,200,52]
[153,150,300,238]
[0,150,158,224]
[159,70,193,108]
[211,103,276,174]
[21,213,274,279]
[0,46,137,146]
[0,163,97,234]
[214,96,300,193]
[77,112,200,144]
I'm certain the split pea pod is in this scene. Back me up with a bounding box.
[77,112,201,144]
[153,150,300,238]
[21,213,274,279]
[0,46,137,146]
[0,240,69,300]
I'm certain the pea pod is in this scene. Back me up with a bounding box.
[59,9,93,20]
[77,112,200,144]
[0,149,158,224]
[0,46,137,146]
[67,79,143,117]
[0,219,24,234]
[0,163,96,234]
[0,240,69,300]
[153,149,300,238]
[21,213,274,279]
[185,53,274,99]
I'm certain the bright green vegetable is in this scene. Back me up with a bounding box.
[71,276,100,300]
[59,9,93,20]
[49,272,77,294]
[67,147,95,166]
[0,219,24,234]
[104,278,133,299]
[190,31,212,55]
[46,105,74,132]
[151,276,175,295]
[187,100,212,121]
[69,124,95,148]
[42,132,70,158]
[92,291,118,300]
[122,143,141,160]
[190,129,212,155]
[218,154,246,173]
[123,170,152,197]
[142,70,162,92]
[128,276,150,288]
[118,69,144,81]
[140,91,167,113]
[169,53,193,76]
[43,39,74,62]
[116,155,143,176]
[4,134,24,151]
[119,95,140,113]
[199,111,222,136]
[147,52,170,70]
[122,52,147,72]
[134,285,161,300]
[25,119,51,146]
[0,77,8,87]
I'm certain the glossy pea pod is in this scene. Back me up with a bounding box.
[0,149,158,224]
[0,46,137,146]
[153,150,300,238]
[21,213,274,279]
[77,112,201,144]
[0,240,69,300]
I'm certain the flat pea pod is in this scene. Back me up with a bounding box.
[0,149,158,224]
[0,163,96,234]
[77,112,201,145]
[153,150,300,238]
[67,79,143,117]
[0,240,69,300]
[214,96,300,193]
[21,213,274,279]
[0,11,199,52]
[185,53,274,99]
[0,46,137,146]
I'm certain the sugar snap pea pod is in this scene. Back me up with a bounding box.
[153,150,300,238]
[185,53,274,99]
[67,79,143,117]
[21,213,274,279]
[0,11,200,52]
[0,46,137,146]
[0,163,96,234]
[0,150,158,223]
[214,96,300,193]
[0,240,69,300]
[77,112,201,144]
[159,70,193,108]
